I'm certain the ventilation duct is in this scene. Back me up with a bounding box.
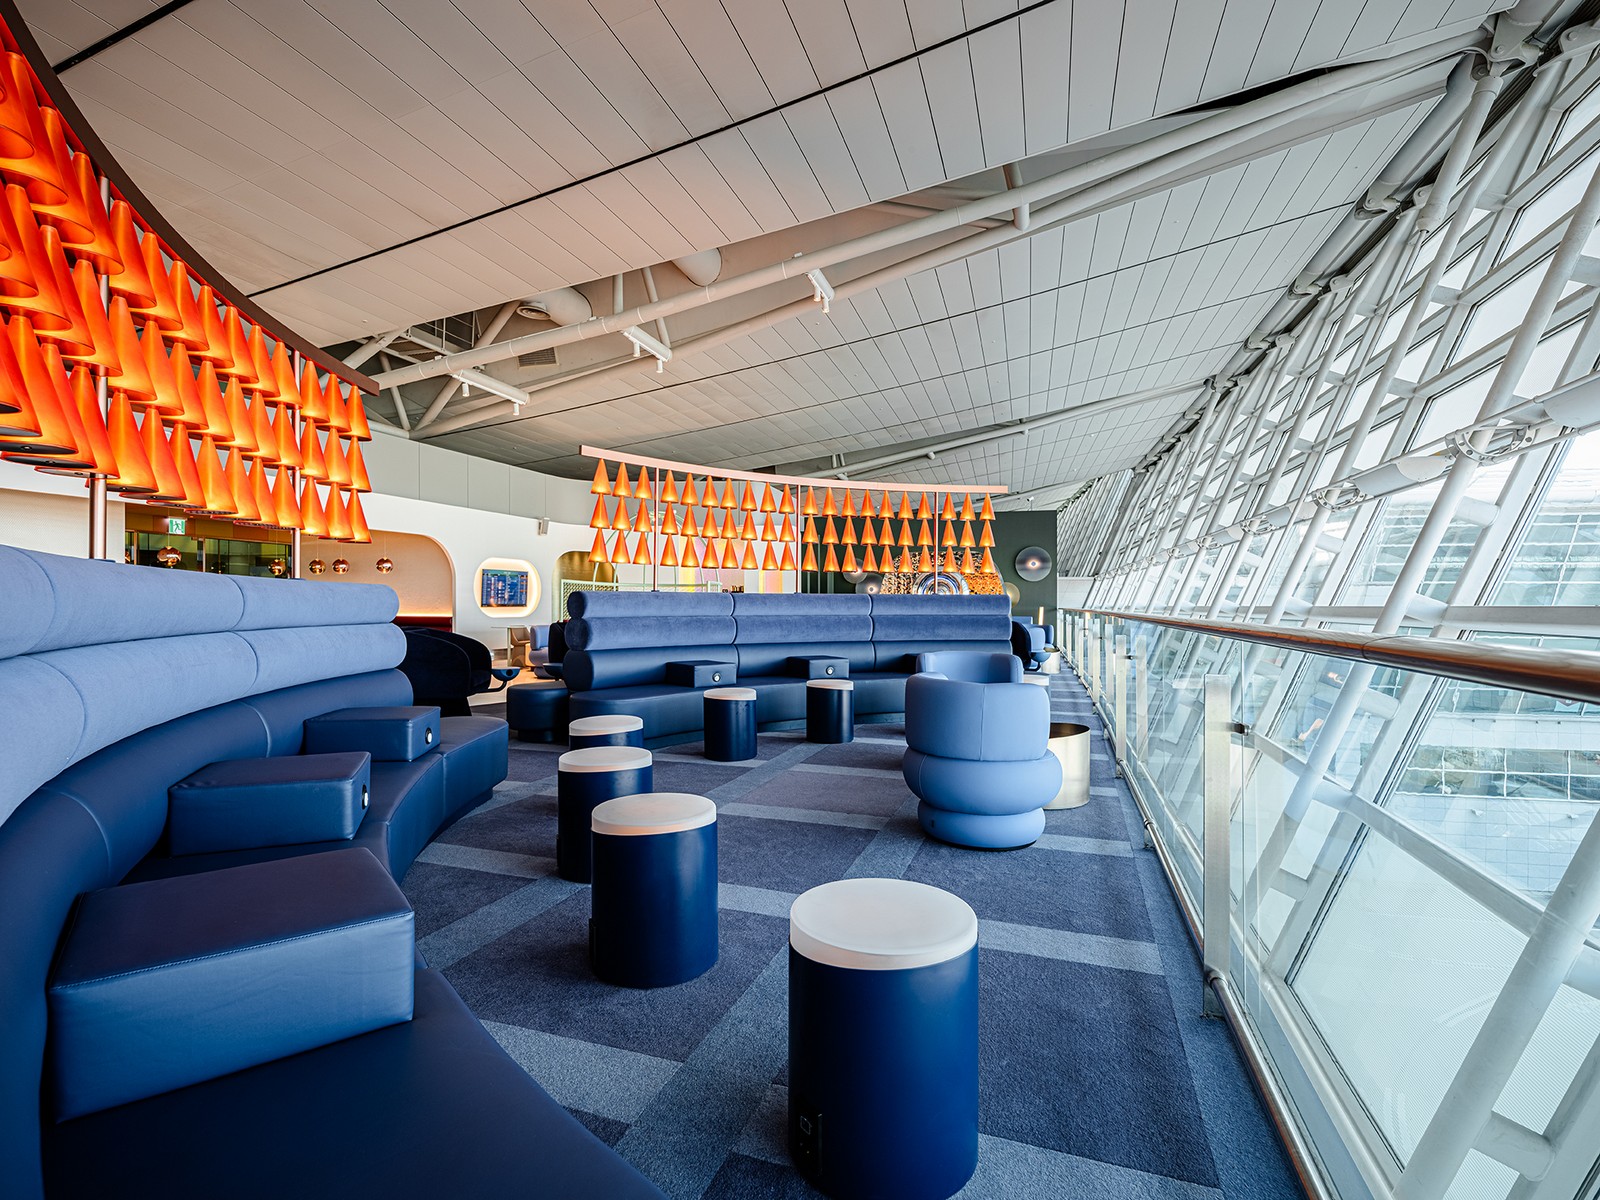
[516,287,592,327]
[672,249,722,287]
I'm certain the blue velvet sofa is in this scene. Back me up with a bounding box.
[556,590,1012,745]
[0,546,662,1200]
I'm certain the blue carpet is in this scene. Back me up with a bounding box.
[416,677,1303,1199]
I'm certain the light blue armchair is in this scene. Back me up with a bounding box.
[902,651,1060,849]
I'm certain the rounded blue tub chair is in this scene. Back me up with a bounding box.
[902,651,1061,850]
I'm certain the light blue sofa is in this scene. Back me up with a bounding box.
[902,651,1061,849]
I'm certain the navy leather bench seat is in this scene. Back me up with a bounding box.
[558,591,1011,745]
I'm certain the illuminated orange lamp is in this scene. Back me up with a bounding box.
[960,521,976,548]
[194,435,236,516]
[681,539,701,569]
[917,521,932,548]
[757,514,775,542]
[345,390,372,441]
[888,547,906,573]
[107,296,155,400]
[681,508,700,537]
[137,408,186,502]
[823,546,840,574]
[169,425,204,507]
[632,536,651,566]
[611,499,631,532]
[347,491,371,543]
[347,440,371,492]
[740,482,758,512]
[296,363,326,423]
[778,486,795,514]
[661,507,680,535]
[916,493,932,521]
[801,517,819,545]
[719,478,737,509]
[941,547,957,573]
[0,53,53,188]
[250,393,278,462]
[614,462,631,498]
[961,548,976,573]
[760,543,779,571]
[271,465,300,529]
[840,490,855,518]
[979,494,995,521]
[226,451,260,523]
[860,519,877,546]
[840,546,857,573]
[656,470,676,504]
[635,470,652,501]
[859,491,876,519]
[940,494,955,521]
[322,375,349,433]
[840,518,856,545]
[131,232,183,332]
[105,394,156,494]
[195,361,233,443]
[721,541,739,570]
[703,539,722,568]
[590,459,612,495]
[681,474,700,507]
[661,537,680,567]
[820,489,837,518]
[897,520,913,548]
[960,494,976,521]
[779,515,795,542]
[588,530,610,564]
[589,496,609,529]
[740,541,757,570]
[736,512,753,540]
[801,545,818,572]
[801,486,818,516]
[633,502,651,534]
[299,479,327,536]
[941,521,957,548]
[821,517,838,546]
[31,365,114,476]
[979,522,995,548]
[979,549,997,573]
[916,547,933,572]
[861,545,879,573]
[779,544,797,572]
[881,493,898,519]
[63,261,118,372]
[758,484,776,513]
[167,343,206,426]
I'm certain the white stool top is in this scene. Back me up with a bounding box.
[704,687,756,701]
[806,679,853,691]
[512,677,565,689]
[790,878,978,971]
[569,714,644,735]
[592,792,716,836]
[558,746,653,774]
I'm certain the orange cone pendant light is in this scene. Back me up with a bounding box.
[840,546,857,573]
[960,521,976,548]
[961,548,976,573]
[979,494,995,521]
[196,434,236,515]
[632,532,652,566]
[802,545,818,572]
[246,326,277,398]
[916,547,933,572]
[941,547,957,572]
[897,520,913,547]
[635,470,652,501]
[588,531,609,563]
[681,508,700,538]
[740,542,758,570]
[272,464,301,529]
[801,487,818,516]
[979,548,996,573]
[661,537,680,567]
[841,490,855,518]
[325,484,353,540]
[0,53,51,188]
[273,405,301,471]
[915,493,932,521]
[821,489,838,517]
[226,449,260,523]
[323,432,350,485]
[717,478,735,509]
[720,541,738,570]
[168,262,209,352]
[960,494,976,521]
[898,547,914,573]
[860,519,877,546]
[859,491,876,519]
[840,518,856,545]
[940,494,955,521]
[740,481,758,512]
[778,486,795,514]
[347,491,371,542]
[759,483,777,513]
[740,512,757,540]
[300,424,327,481]
[138,407,186,501]
[590,496,609,529]
[780,544,797,572]
[979,522,995,548]
[610,499,631,532]
[105,393,156,494]
[195,361,233,443]
[169,425,204,507]
[661,507,679,535]
[168,343,206,426]
[591,459,611,495]
[615,462,631,498]
[941,521,957,548]
[821,517,837,545]
[780,515,795,542]
[681,474,700,507]
[633,501,651,534]
[862,545,879,572]
[299,363,327,423]
[250,392,277,461]
[223,378,256,455]
[823,546,840,573]
[322,375,348,433]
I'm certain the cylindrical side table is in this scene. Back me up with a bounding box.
[805,679,854,744]
[555,746,653,882]
[788,878,979,1200]
[568,713,645,751]
[703,686,757,762]
[1044,722,1090,810]
[590,792,718,988]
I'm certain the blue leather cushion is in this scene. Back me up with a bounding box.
[917,651,1022,683]
[902,747,1061,814]
[917,802,1046,850]
[733,676,808,725]
[869,593,1010,642]
[1011,620,1046,654]
[42,969,666,1199]
[737,639,874,677]
[435,717,509,817]
[872,639,1011,673]
[663,659,736,687]
[787,654,848,679]
[168,752,371,855]
[231,574,397,630]
[732,613,873,645]
[732,592,870,616]
[304,706,441,762]
[570,685,710,741]
[904,674,1051,761]
[568,589,732,618]
[565,614,737,651]
[244,670,412,757]
[563,642,738,691]
[47,847,414,1120]
[505,684,569,731]
[847,671,910,716]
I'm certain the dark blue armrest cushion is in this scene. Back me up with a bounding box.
[664,660,736,688]
[168,752,372,855]
[47,848,414,1120]
[303,706,441,762]
[787,655,848,679]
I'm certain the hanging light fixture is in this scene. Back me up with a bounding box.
[740,541,757,570]
[915,493,932,521]
[840,490,855,518]
[979,549,996,573]
[939,494,955,521]
[631,535,651,566]
[740,481,758,512]
[611,499,631,532]
[840,518,856,545]
[821,517,838,545]
[758,484,776,513]
[960,521,976,548]
[801,486,818,516]
[801,545,818,572]
[979,522,995,548]
[376,557,394,573]
[898,547,914,573]
[615,461,631,497]
[661,470,679,503]
[682,508,700,537]
[861,545,879,573]
[960,494,976,522]
[634,469,651,501]
[859,491,876,519]
[822,545,840,573]
[720,540,739,569]
[590,459,611,495]
[916,547,933,572]
[778,486,795,514]
[661,536,680,567]
[589,530,610,564]
[840,546,857,573]
[941,521,957,548]
[979,494,995,521]
[681,474,700,507]
[779,544,797,572]
[661,506,680,535]
[682,539,701,569]
[821,489,838,517]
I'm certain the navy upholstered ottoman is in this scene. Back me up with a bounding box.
[788,879,979,1199]
[703,687,757,761]
[805,679,854,744]
[304,706,441,761]
[507,680,569,743]
[590,793,718,988]
[556,746,653,883]
[167,752,370,854]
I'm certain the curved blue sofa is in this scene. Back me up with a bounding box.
[0,546,662,1200]
[902,651,1061,849]
[555,591,1013,745]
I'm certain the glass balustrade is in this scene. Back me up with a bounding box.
[1069,610,1600,1200]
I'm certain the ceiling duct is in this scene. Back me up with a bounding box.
[515,287,592,327]
[671,249,722,287]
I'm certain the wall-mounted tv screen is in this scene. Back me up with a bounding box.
[480,568,529,608]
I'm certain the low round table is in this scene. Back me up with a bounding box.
[805,679,854,744]
[506,680,569,744]
[568,713,645,751]
[555,746,653,883]
[788,878,979,1200]
[1044,722,1090,809]
[703,687,757,762]
[590,792,719,988]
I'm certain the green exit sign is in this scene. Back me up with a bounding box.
[165,517,187,535]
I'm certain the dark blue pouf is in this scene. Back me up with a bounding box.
[556,746,653,883]
[590,792,718,988]
[703,687,757,761]
[568,713,645,751]
[805,679,854,744]
[506,681,568,744]
[788,879,979,1200]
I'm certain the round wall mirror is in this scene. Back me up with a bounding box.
[855,574,884,595]
[1014,546,1052,582]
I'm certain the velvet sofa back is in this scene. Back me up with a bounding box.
[561,590,1010,692]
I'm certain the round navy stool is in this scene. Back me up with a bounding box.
[556,746,653,883]
[703,686,757,762]
[568,713,645,751]
[506,680,568,744]
[590,792,719,988]
[788,878,979,1200]
[805,679,854,744]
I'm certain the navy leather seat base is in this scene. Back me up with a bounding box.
[167,752,371,855]
[42,969,666,1200]
[435,716,509,818]
[506,682,569,743]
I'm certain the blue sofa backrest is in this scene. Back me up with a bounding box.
[868,593,1011,671]
[0,543,410,1200]
[731,592,875,676]
[562,590,737,692]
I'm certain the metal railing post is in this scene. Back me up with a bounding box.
[1202,673,1233,1018]
[1113,634,1129,775]
[1135,634,1150,761]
